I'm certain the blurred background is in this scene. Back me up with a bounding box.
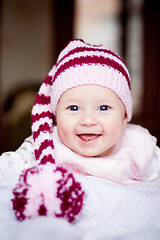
[0,0,160,154]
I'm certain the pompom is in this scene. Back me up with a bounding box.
[12,164,84,223]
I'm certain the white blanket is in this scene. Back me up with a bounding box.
[1,174,160,240]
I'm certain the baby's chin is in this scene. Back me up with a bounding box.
[70,145,115,158]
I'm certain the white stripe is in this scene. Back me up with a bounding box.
[33,131,52,147]
[32,104,53,115]
[38,83,51,95]
[38,147,55,163]
[32,117,52,132]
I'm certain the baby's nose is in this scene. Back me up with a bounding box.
[80,112,97,126]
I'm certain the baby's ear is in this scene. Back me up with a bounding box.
[123,113,128,129]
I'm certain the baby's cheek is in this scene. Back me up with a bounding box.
[57,123,69,142]
[105,121,123,140]
[112,127,125,143]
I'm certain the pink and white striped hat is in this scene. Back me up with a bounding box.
[31,39,132,165]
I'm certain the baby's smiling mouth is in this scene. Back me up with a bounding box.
[77,134,101,142]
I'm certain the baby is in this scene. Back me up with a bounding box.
[1,39,160,239]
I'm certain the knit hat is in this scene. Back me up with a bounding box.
[12,39,132,222]
[31,39,132,165]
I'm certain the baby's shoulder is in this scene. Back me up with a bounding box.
[0,135,35,180]
[124,123,157,148]
[126,123,149,133]
[125,123,154,138]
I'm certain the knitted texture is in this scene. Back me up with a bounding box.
[12,164,84,222]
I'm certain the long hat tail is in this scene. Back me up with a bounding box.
[31,66,56,165]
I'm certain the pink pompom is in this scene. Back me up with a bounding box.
[12,164,84,223]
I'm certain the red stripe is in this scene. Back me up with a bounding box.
[34,94,50,105]
[34,139,54,160]
[31,111,54,125]
[54,56,130,89]
[44,75,52,85]
[57,46,125,67]
[33,122,50,141]
[40,154,55,164]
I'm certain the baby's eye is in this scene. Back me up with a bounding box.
[68,105,79,111]
[98,105,110,111]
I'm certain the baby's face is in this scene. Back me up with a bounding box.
[56,85,127,157]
